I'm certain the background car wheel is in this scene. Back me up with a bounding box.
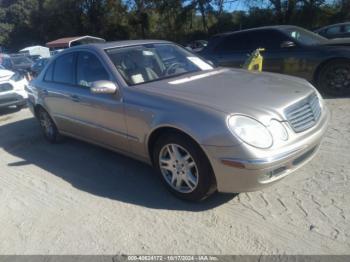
[317,59,350,97]
[37,108,62,143]
[153,132,216,201]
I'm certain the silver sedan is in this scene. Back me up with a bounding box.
[27,40,329,201]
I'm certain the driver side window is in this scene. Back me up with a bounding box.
[76,52,110,88]
[155,45,197,72]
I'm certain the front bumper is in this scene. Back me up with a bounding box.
[204,108,330,193]
[0,90,28,108]
[0,79,28,108]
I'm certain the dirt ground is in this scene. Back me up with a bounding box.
[0,97,349,255]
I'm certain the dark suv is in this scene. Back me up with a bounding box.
[200,25,350,96]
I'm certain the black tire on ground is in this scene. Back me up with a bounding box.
[37,108,62,143]
[153,132,217,201]
[317,59,350,97]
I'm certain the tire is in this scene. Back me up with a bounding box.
[153,132,216,201]
[317,59,350,97]
[37,108,62,143]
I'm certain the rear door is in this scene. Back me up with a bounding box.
[41,51,128,152]
[40,52,77,131]
[209,32,253,68]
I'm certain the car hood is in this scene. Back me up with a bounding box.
[140,68,315,121]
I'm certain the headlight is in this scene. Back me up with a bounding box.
[268,120,288,141]
[10,72,25,82]
[227,115,273,149]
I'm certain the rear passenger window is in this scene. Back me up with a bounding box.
[76,52,110,87]
[215,33,252,52]
[44,63,54,81]
[53,53,75,84]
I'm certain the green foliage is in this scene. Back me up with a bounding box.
[0,0,348,51]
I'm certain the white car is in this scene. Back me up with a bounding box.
[0,68,28,109]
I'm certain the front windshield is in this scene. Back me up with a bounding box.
[106,43,214,85]
[282,27,327,45]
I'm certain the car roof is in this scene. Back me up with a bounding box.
[212,25,299,37]
[315,22,350,32]
[69,39,173,51]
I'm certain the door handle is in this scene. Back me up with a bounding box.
[70,95,80,102]
[41,89,48,95]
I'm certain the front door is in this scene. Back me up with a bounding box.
[44,51,129,152]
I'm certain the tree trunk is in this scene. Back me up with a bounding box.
[198,0,208,32]
[270,0,284,23]
[285,0,296,23]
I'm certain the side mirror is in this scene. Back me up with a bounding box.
[281,41,296,48]
[90,80,118,95]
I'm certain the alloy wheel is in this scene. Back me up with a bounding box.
[159,144,199,193]
[325,64,350,93]
[39,111,54,138]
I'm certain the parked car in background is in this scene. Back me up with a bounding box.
[315,22,350,39]
[31,57,50,77]
[200,25,350,96]
[46,35,106,50]
[27,40,329,201]
[19,45,51,59]
[186,40,208,52]
[29,55,42,62]
[0,68,28,109]
[10,55,34,73]
[50,49,64,56]
[0,53,15,70]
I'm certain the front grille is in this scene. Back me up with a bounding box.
[285,93,321,133]
[0,83,13,92]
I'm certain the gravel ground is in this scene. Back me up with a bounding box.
[0,98,349,255]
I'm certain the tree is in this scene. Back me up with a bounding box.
[264,0,298,23]
[0,0,347,51]
[127,0,153,38]
[337,0,350,20]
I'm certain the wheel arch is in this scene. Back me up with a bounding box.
[148,126,199,162]
[34,104,46,118]
[147,125,217,189]
[148,126,212,164]
[313,57,350,83]
[33,104,59,126]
